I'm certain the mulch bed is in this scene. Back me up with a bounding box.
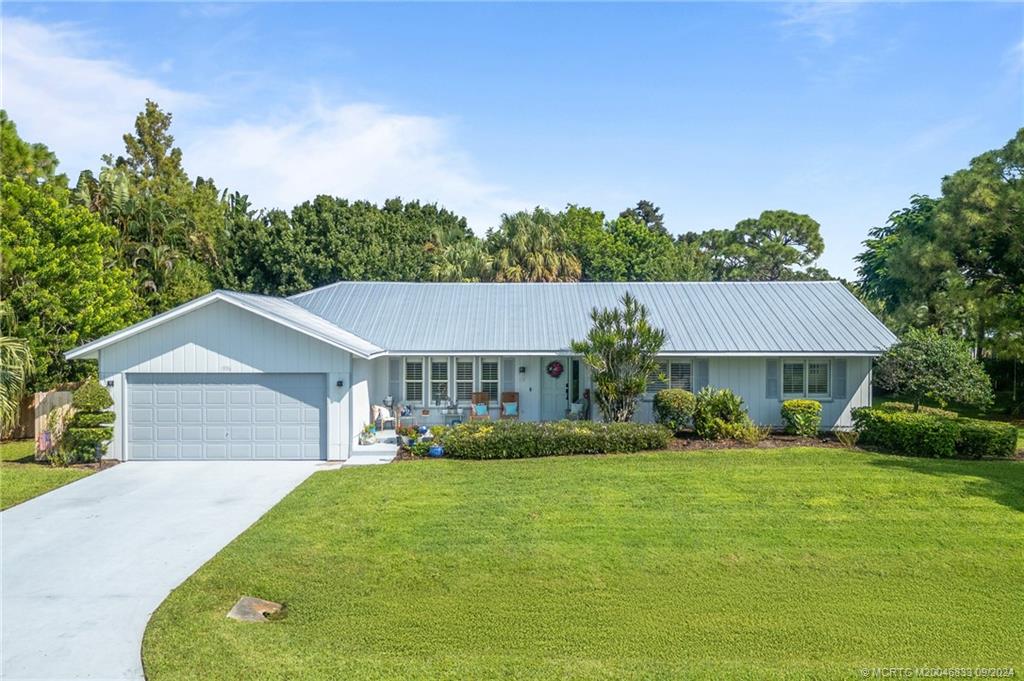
[665,433,845,450]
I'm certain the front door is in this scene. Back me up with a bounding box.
[540,356,569,421]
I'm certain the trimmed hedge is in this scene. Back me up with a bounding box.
[780,399,822,437]
[877,401,958,419]
[852,407,1016,459]
[653,389,696,434]
[60,379,116,464]
[955,418,1018,459]
[440,420,670,460]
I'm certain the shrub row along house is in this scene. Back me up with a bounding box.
[65,281,897,461]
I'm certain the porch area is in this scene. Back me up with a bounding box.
[348,354,594,457]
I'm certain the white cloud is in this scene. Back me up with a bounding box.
[1007,39,1024,73]
[777,2,861,46]
[1,16,518,232]
[1,16,201,177]
[184,100,521,231]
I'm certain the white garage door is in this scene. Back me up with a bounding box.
[127,374,325,460]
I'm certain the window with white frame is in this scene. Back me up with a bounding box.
[455,359,474,403]
[782,359,830,398]
[480,359,499,401]
[647,360,692,393]
[405,359,424,403]
[430,359,449,405]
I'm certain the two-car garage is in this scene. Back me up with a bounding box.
[126,374,326,460]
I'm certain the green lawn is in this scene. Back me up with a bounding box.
[0,440,93,511]
[144,448,1024,680]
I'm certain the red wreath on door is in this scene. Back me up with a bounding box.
[546,360,564,378]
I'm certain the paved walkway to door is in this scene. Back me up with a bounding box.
[1,461,324,681]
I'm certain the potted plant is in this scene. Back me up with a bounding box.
[358,423,377,446]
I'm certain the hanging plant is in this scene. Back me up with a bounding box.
[546,360,564,378]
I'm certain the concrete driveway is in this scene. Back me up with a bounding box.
[1,461,325,681]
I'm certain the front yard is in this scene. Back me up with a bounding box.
[144,447,1023,679]
[0,440,94,511]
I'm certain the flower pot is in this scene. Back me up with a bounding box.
[428,444,444,458]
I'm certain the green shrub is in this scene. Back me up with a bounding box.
[734,422,771,445]
[693,386,750,440]
[780,399,822,437]
[852,408,958,458]
[878,401,958,418]
[69,412,115,428]
[653,389,696,434]
[954,418,1017,459]
[440,420,670,460]
[852,407,1015,459]
[408,425,449,456]
[59,379,116,465]
[71,379,114,412]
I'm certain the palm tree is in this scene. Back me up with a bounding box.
[0,304,33,435]
[487,209,581,282]
[428,240,493,282]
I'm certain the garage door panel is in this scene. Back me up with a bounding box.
[127,374,325,460]
[157,443,181,459]
[229,390,252,405]
[229,408,253,423]
[180,390,202,405]
[254,391,276,406]
[156,408,178,424]
[253,443,276,459]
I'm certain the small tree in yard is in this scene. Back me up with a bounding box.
[59,379,116,466]
[875,328,993,412]
[571,293,666,422]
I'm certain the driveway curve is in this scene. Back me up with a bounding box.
[1,461,323,681]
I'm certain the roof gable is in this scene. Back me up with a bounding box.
[65,290,384,361]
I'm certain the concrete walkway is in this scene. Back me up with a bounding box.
[1,461,324,681]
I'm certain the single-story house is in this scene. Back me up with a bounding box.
[66,281,897,461]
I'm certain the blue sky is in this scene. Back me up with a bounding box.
[4,2,1022,278]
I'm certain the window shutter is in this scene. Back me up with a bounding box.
[694,358,709,392]
[833,358,847,399]
[501,358,516,392]
[765,358,779,399]
[388,358,401,401]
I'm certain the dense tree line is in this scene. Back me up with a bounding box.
[856,129,1023,370]
[3,99,1020,403]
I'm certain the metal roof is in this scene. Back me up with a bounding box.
[66,290,384,360]
[289,281,897,355]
